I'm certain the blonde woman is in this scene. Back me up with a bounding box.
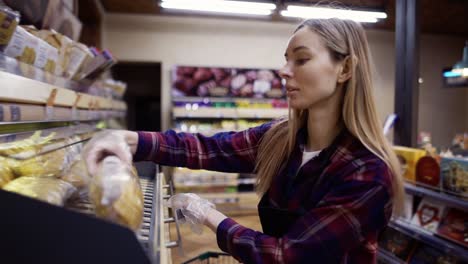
[84,18,404,264]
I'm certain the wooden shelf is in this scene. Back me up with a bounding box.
[0,71,126,111]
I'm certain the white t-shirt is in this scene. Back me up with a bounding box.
[300,149,322,168]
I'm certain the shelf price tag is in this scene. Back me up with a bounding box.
[87,100,94,120]
[45,88,57,121]
[71,94,81,120]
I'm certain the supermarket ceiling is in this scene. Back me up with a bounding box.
[99,0,468,36]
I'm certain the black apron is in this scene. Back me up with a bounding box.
[258,193,303,238]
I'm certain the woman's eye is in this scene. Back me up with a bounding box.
[295,59,309,65]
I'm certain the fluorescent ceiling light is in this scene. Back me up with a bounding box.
[281,5,387,23]
[452,68,468,77]
[160,0,276,16]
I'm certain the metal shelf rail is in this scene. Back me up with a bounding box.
[377,248,406,264]
[404,183,468,211]
[389,219,468,262]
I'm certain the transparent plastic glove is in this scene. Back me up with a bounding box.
[82,130,132,177]
[167,193,215,234]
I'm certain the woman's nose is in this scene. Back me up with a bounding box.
[278,64,292,79]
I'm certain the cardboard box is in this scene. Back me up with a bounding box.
[394,146,426,182]
[436,208,468,247]
[410,198,446,233]
[440,157,468,198]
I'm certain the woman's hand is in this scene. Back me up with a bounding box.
[167,193,227,234]
[82,130,138,176]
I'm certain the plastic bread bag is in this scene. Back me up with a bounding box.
[11,148,66,177]
[0,5,19,52]
[0,157,15,188]
[61,157,91,199]
[89,156,143,231]
[0,131,55,158]
[11,136,83,178]
[3,176,76,206]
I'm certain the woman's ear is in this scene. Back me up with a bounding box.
[337,55,356,84]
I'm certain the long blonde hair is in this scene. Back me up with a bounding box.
[255,18,404,215]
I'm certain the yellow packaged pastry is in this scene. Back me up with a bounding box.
[3,176,76,206]
[0,131,55,158]
[61,157,90,189]
[0,157,15,188]
[3,26,38,65]
[12,148,66,177]
[89,156,143,230]
[0,7,19,50]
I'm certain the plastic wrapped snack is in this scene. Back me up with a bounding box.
[89,156,143,230]
[12,148,66,177]
[3,176,76,206]
[0,157,15,188]
[0,131,55,158]
[61,157,90,190]
[0,6,19,51]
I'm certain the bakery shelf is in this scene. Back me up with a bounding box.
[0,122,98,160]
[172,106,287,119]
[377,248,406,264]
[0,165,176,264]
[389,219,468,262]
[0,70,126,111]
[0,102,124,123]
[404,182,468,211]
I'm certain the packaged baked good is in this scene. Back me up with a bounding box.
[61,157,90,190]
[0,6,19,51]
[3,176,76,206]
[4,26,38,65]
[0,157,15,188]
[0,131,55,158]
[12,148,66,177]
[36,29,73,76]
[89,156,143,231]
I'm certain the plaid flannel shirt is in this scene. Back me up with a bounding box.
[135,121,394,264]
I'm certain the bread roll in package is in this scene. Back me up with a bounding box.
[89,156,144,230]
[3,176,76,206]
[0,157,16,188]
[0,6,19,51]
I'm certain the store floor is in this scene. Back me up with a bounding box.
[170,213,262,263]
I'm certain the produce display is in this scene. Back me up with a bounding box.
[172,66,284,99]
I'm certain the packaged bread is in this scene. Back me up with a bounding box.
[0,131,55,158]
[3,176,76,206]
[35,29,75,77]
[0,6,19,51]
[89,156,143,230]
[22,26,62,75]
[3,26,38,65]
[12,148,66,177]
[61,157,90,190]
[0,157,15,188]
[11,136,84,178]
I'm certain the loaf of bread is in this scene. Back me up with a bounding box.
[89,156,143,230]
[3,176,76,206]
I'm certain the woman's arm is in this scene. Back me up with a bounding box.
[133,122,274,173]
[216,176,393,263]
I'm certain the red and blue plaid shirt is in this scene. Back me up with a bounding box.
[135,121,394,264]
